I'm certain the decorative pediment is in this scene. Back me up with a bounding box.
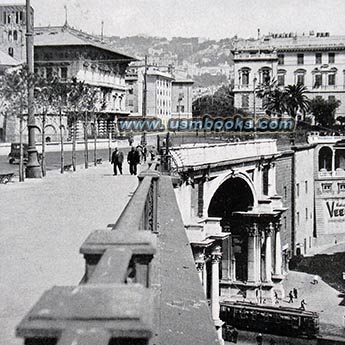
[294,68,306,74]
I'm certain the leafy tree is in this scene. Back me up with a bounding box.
[256,82,310,118]
[50,78,71,174]
[84,87,106,167]
[35,75,56,177]
[310,97,340,128]
[193,85,236,116]
[67,78,88,171]
[2,66,38,181]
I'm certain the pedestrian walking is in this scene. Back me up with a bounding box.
[274,291,279,304]
[232,328,238,343]
[136,145,143,163]
[293,287,298,299]
[111,148,124,175]
[288,290,294,303]
[300,299,307,311]
[256,333,263,345]
[142,144,147,163]
[127,146,140,175]
[313,275,319,284]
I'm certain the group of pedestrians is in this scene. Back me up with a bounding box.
[287,287,307,310]
[111,144,150,176]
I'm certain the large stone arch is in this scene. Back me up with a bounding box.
[204,171,257,217]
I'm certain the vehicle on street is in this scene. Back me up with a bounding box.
[220,300,319,339]
[8,143,42,164]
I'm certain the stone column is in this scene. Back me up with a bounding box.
[210,245,224,345]
[211,246,222,321]
[256,230,262,283]
[332,149,336,174]
[247,223,258,282]
[195,252,205,284]
[221,235,231,281]
[274,222,282,276]
[203,262,207,296]
[264,223,273,282]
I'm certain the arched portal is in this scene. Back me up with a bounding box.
[318,146,332,171]
[208,176,255,282]
[208,176,254,219]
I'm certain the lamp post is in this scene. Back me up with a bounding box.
[25,0,41,178]
[141,55,148,146]
[253,76,257,140]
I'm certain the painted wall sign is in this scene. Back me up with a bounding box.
[326,200,345,219]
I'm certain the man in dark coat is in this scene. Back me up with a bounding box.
[127,146,140,175]
[111,147,124,175]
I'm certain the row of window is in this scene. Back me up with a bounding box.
[34,66,68,80]
[278,52,335,65]
[322,182,345,193]
[6,30,20,42]
[277,73,336,87]
[296,180,308,197]
[2,10,24,25]
[296,207,311,225]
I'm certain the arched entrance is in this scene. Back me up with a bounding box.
[208,176,254,282]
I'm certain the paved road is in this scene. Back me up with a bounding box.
[0,162,140,345]
[0,146,140,175]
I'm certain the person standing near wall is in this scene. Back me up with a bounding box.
[127,146,140,175]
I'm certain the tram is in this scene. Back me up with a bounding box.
[220,301,319,338]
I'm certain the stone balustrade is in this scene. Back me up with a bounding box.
[16,160,219,345]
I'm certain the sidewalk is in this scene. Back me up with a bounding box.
[0,162,140,345]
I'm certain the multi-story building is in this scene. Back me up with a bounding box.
[1,21,136,142]
[308,133,345,250]
[0,3,33,61]
[171,78,193,119]
[233,32,345,119]
[125,64,193,126]
[293,145,315,256]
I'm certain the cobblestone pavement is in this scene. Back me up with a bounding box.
[0,162,140,345]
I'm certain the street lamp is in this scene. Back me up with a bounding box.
[253,76,257,140]
[25,0,41,178]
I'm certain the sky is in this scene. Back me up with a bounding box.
[3,0,345,39]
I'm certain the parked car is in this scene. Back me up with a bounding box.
[8,143,28,164]
[8,143,42,164]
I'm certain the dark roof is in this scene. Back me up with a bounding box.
[34,25,137,61]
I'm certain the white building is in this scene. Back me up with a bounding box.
[233,32,345,118]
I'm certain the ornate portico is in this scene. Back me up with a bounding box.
[220,212,285,303]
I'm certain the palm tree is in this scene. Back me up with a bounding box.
[256,79,287,116]
[256,81,310,119]
[284,84,310,119]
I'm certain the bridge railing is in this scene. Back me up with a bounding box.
[16,160,219,345]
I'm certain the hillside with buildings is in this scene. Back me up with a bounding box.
[105,34,237,87]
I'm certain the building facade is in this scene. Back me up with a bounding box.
[308,133,345,249]
[0,4,33,62]
[233,32,345,119]
[125,64,194,126]
[1,22,135,142]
